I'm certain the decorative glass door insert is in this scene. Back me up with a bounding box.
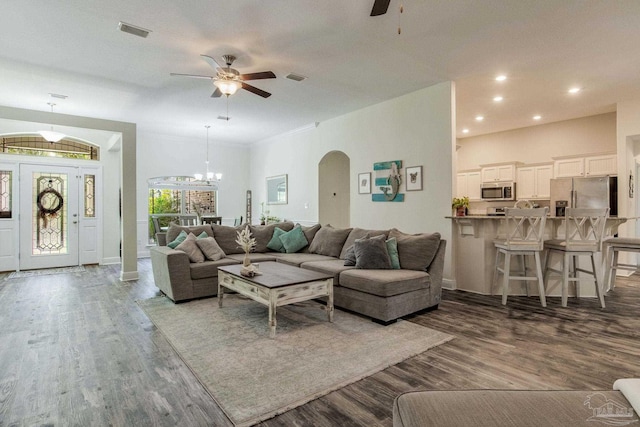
[32,172,68,255]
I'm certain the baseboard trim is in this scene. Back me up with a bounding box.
[120,270,139,282]
[101,257,121,265]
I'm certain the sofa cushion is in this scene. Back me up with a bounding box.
[167,230,188,249]
[340,227,389,259]
[189,258,240,280]
[300,259,355,285]
[354,234,391,269]
[308,225,352,258]
[339,269,430,297]
[166,223,213,245]
[389,229,441,271]
[226,253,278,263]
[175,233,205,263]
[298,223,321,253]
[212,224,246,254]
[250,222,294,252]
[196,236,226,261]
[267,227,287,252]
[273,252,337,267]
[280,226,309,253]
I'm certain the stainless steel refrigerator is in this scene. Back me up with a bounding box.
[550,176,617,217]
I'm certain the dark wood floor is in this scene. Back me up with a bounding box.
[1,259,639,426]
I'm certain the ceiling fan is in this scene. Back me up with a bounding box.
[370,0,391,16]
[171,54,276,98]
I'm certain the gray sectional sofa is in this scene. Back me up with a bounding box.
[150,221,446,323]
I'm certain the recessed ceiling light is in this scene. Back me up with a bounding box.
[118,21,151,38]
[568,87,581,94]
[475,115,484,121]
[493,96,503,102]
[495,75,507,82]
[533,115,542,120]
[462,128,469,134]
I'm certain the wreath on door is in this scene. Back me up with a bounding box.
[37,187,64,228]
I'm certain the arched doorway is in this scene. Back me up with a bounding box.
[318,151,350,227]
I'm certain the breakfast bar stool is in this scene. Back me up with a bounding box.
[493,207,549,307]
[603,237,640,290]
[543,208,609,308]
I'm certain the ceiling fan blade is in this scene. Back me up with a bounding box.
[239,71,276,81]
[370,0,391,16]
[200,54,224,70]
[241,82,271,98]
[170,73,214,80]
[211,87,223,98]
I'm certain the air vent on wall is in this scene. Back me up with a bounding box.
[118,21,151,38]
[286,73,307,82]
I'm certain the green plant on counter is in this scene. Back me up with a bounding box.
[452,196,470,209]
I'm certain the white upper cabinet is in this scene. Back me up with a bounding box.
[517,164,553,199]
[554,153,617,178]
[481,163,517,183]
[457,170,482,200]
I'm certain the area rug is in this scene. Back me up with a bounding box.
[138,295,453,426]
[6,265,85,279]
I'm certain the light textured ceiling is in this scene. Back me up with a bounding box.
[1,0,639,145]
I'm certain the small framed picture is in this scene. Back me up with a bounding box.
[405,166,423,191]
[358,172,371,194]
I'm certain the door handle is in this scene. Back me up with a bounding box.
[73,221,78,224]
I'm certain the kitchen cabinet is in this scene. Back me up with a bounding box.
[456,170,482,200]
[481,164,516,183]
[554,153,617,178]
[516,164,553,199]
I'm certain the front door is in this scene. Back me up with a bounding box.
[19,164,80,270]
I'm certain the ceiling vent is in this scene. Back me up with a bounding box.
[217,115,231,121]
[118,21,151,38]
[286,73,307,82]
[48,93,68,99]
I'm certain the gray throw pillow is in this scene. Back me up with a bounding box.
[279,226,309,253]
[175,233,205,263]
[389,229,441,271]
[212,224,247,254]
[340,227,389,259]
[308,225,352,258]
[267,227,287,252]
[298,223,321,253]
[343,245,356,266]
[196,236,226,261]
[354,234,391,269]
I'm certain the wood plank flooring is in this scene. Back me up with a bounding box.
[1,259,639,426]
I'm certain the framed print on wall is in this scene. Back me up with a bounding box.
[406,166,423,191]
[358,172,371,194]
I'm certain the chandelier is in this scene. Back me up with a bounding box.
[194,125,222,182]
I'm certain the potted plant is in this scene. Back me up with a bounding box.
[452,196,470,216]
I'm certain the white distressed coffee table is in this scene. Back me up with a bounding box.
[217,261,334,337]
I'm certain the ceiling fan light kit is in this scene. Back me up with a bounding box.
[213,79,241,96]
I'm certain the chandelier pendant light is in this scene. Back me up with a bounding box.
[38,102,65,143]
[213,78,241,96]
[194,125,222,183]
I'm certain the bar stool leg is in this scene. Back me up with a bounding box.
[502,252,511,305]
[562,252,570,307]
[534,251,546,307]
[610,249,620,291]
[591,254,606,308]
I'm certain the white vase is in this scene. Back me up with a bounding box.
[243,252,251,267]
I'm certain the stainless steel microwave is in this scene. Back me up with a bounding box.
[481,182,516,201]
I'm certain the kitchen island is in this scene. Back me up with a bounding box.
[448,215,628,299]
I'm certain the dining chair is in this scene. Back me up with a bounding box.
[179,215,198,226]
[202,216,222,225]
[493,207,549,307]
[234,215,243,226]
[543,208,609,308]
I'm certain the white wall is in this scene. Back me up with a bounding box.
[616,100,640,240]
[457,112,616,170]
[249,82,455,279]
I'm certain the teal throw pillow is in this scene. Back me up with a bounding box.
[267,227,287,252]
[386,237,401,269]
[167,230,188,249]
[197,231,209,239]
[279,226,309,253]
